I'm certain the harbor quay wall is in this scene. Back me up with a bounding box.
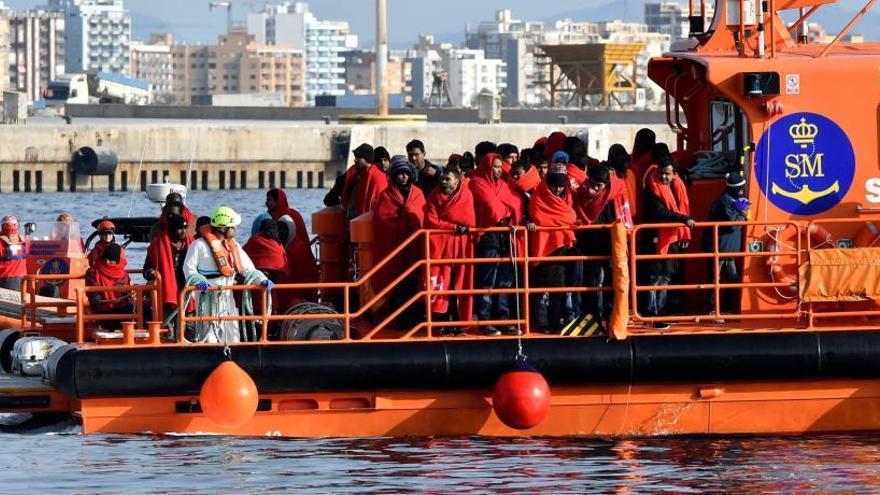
[0,123,674,193]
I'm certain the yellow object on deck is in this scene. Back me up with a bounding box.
[800,247,880,302]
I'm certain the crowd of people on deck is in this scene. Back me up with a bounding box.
[319,130,750,335]
[0,127,752,339]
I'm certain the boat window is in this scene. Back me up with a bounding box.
[710,98,750,158]
[27,222,83,242]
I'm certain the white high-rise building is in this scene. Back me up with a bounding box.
[445,49,506,108]
[131,33,174,103]
[644,1,712,41]
[53,0,131,75]
[247,1,357,105]
[407,40,506,109]
[466,10,545,107]
[8,9,66,102]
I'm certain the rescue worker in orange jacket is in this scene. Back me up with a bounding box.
[0,216,28,290]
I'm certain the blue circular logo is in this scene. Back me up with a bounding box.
[755,112,855,215]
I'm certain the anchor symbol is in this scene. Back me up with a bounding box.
[771,181,840,205]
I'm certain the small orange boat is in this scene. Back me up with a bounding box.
[4,0,880,438]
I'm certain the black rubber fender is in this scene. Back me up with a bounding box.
[0,329,21,374]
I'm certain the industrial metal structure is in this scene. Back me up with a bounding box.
[540,43,644,108]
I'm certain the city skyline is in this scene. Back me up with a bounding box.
[5,0,879,46]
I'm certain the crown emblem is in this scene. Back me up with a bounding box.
[789,117,818,148]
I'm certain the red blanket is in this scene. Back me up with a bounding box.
[340,165,388,219]
[469,153,522,228]
[285,236,320,305]
[269,188,319,292]
[243,233,287,274]
[508,166,541,194]
[86,248,130,303]
[528,182,577,258]
[268,188,309,245]
[644,164,691,254]
[147,231,193,307]
[87,239,112,268]
[372,185,426,293]
[566,163,587,189]
[425,184,475,318]
[575,174,632,227]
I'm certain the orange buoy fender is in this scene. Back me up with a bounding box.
[199,361,259,428]
[492,367,551,430]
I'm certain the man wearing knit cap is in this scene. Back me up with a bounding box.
[497,143,519,168]
[323,142,382,211]
[702,171,749,314]
[374,146,392,173]
[372,155,426,323]
[529,163,577,332]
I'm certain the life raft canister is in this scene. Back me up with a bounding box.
[764,224,834,298]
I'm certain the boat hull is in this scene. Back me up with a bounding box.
[79,378,880,437]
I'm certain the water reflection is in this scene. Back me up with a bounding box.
[4,431,880,492]
[5,193,880,492]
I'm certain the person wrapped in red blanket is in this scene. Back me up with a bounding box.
[85,243,133,330]
[266,187,319,301]
[372,155,426,323]
[469,152,523,336]
[425,167,476,335]
[639,156,695,329]
[144,213,194,317]
[574,164,632,326]
[244,219,300,312]
[88,220,118,268]
[529,163,577,332]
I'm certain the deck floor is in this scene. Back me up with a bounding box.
[0,373,54,393]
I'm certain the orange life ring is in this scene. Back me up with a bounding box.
[763,225,833,298]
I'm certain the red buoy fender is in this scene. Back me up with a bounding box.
[492,370,552,430]
[199,361,259,428]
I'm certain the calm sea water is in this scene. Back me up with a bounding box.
[3,190,880,493]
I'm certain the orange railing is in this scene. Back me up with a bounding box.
[72,219,880,347]
[173,225,614,344]
[20,273,81,328]
[629,220,803,324]
[73,270,162,344]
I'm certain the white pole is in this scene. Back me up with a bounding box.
[757,0,766,57]
[376,0,388,116]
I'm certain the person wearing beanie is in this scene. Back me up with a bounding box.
[702,171,749,315]
[474,141,497,165]
[0,215,28,290]
[144,212,194,318]
[497,143,519,171]
[85,241,133,329]
[407,139,443,194]
[324,143,388,222]
[528,162,577,333]
[551,151,570,167]
[372,154,426,321]
[374,146,392,172]
[459,151,477,178]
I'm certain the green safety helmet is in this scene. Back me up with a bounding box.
[210,206,241,228]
